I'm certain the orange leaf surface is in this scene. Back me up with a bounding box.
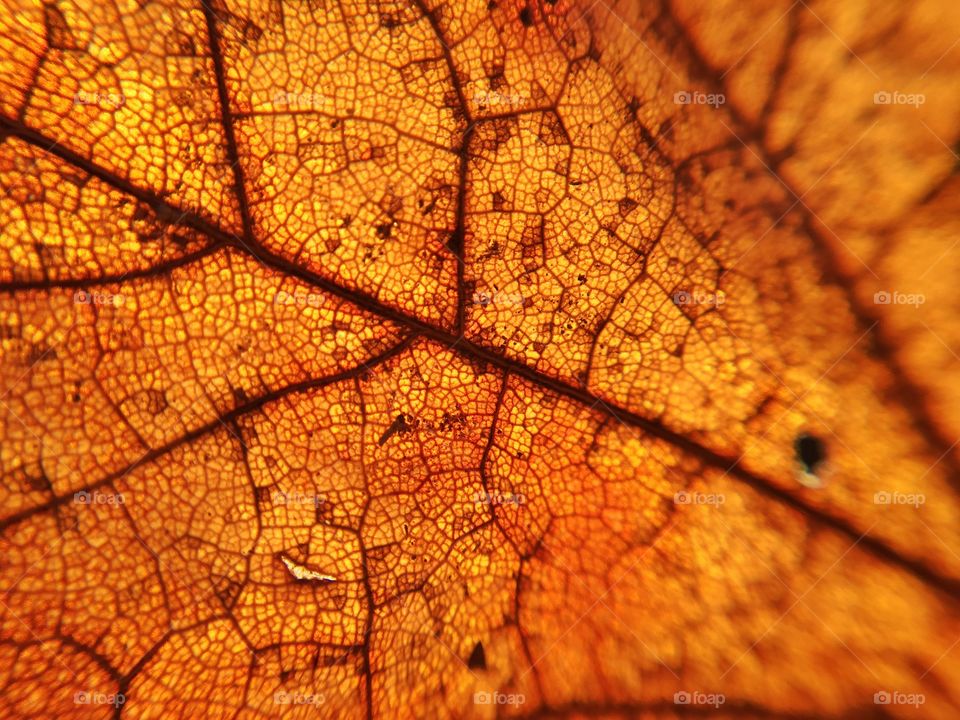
[1,0,959,717]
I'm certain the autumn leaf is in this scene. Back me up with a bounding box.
[1,0,959,717]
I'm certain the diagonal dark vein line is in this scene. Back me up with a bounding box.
[0,114,239,243]
[0,107,957,595]
[201,1,259,248]
[656,0,960,489]
[0,336,415,534]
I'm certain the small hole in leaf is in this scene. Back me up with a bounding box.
[795,433,826,473]
[467,641,487,670]
[795,433,827,488]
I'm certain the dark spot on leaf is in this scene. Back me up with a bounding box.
[795,433,827,475]
[467,641,487,670]
[378,414,410,446]
[619,197,638,216]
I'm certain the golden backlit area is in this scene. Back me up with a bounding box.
[1,0,959,717]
